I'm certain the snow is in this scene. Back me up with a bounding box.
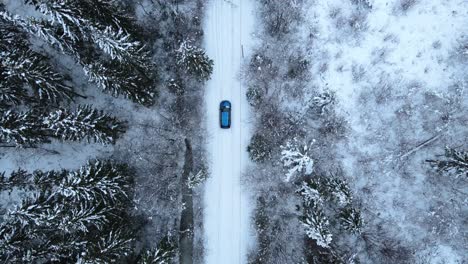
[299,0,467,260]
[203,0,255,263]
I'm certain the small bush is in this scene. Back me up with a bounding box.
[247,133,273,162]
[246,85,264,108]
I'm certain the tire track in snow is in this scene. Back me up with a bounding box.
[203,0,255,263]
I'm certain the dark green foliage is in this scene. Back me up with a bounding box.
[0,160,135,263]
[249,197,271,263]
[1,0,156,106]
[176,40,214,81]
[246,85,264,107]
[0,15,75,106]
[0,169,29,192]
[298,173,363,249]
[0,110,48,146]
[44,105,126,144]
[426,147,468,178]
[1,49,75,103]
[0,80,30,108]
[247,133,272,162]
[138,237,176,264]
[339,206,363,234]
[0,106,126,147]
[83,61,155,106]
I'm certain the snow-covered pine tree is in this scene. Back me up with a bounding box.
[0,160,135,263]
[138,237,176,264]
[426,147,468,178]
[339,206,363,234]
[320,176,352,207]
[24,0,145,62]
[56,160,131,206]
[81,229,133,263]
[0,11,77,55]
[44,105,126,145]
[301,202,333,248]
[0,8,156,105]
[297,180,322,207]
[280,138,314,182]
[83,61,155,106]
[247,133,272,162]
[1,49,75,103]
[1,107,125,147]
[246,85,264,107]
[0,109,48,146]
[176,40,214,80]
[1,13,76,105]
[0,169,30,191]
[0,78,30,108]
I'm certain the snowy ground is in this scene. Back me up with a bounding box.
[203,0,255,263]
[302,0,467,261]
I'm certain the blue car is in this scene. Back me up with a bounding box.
[220,100,231,129]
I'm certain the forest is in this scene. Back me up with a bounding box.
[1,0,211,262]
[1,0,466,263]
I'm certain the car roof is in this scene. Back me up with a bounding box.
[221,112,229,126]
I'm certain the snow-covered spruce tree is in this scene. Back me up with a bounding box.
[83,61,155,106]
[0,7,156,106]
[176,40,214,81]
[1,49,75,104]
[0,160,135,263]
[280,138,314,182]
[320,176,352,207]
[0,110,48,146]
[426,147,468,178]
[301,202,333,248]
[0,107,125,147]
[56,160,132,206]
[0,15,76,105]
[44,105,126,145]
[339,206,363,234]
[297,174,363,250]
[247,133,272,162]
[246,85,264,108]
[0,169,30,192]
[0,77,30,108]
[23,0,145,63]
[138,237,176,264]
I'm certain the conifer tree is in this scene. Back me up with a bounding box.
[176,40,214,80]
[339,206,363,234]
[280,138,314,182]
[0,107,125,147]
[0,160,134,263]
[247,133,272,162]
[1,49,75,103]
[298,174,363,249]
[0,110,47,146]
[426,147,468,178]
[1,14,75,105]
[301,203,333,248]
[138,237,176,264]
[0,80,30,108]
[0,7,155,105]
[44,105,126,145]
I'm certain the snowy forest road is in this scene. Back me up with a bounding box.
[203,0,254,263]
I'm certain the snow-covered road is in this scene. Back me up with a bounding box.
[203,0,255,263]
